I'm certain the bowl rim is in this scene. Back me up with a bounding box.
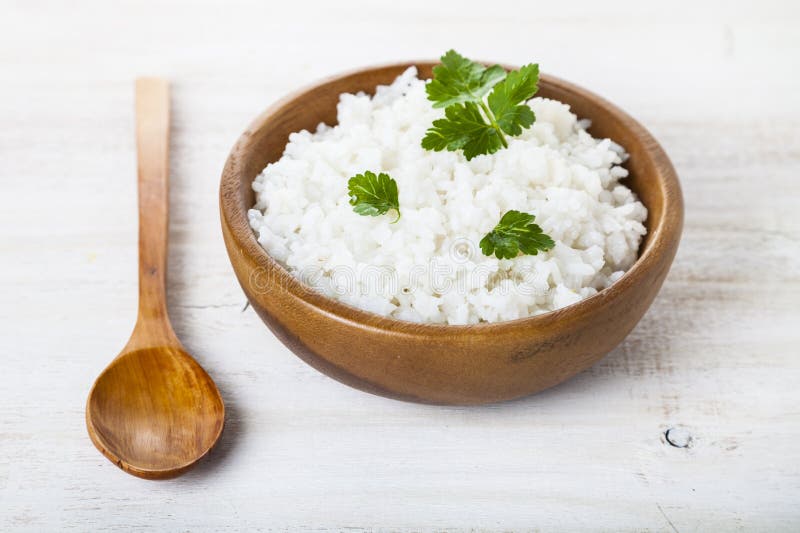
[220,61,683,335]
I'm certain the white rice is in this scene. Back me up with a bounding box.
[248,67,647,325]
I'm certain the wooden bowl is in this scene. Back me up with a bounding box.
[219,62,683,405]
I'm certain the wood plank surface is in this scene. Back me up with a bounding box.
[1,0,798,530]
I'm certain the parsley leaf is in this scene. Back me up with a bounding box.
[425,49,507,109]
[422,51,540,160]
[487,64,539,136]
[479,210,555,260]
[347,171,400,222]
[421,102,505,160]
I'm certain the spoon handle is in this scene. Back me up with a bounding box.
[133,78,174,335]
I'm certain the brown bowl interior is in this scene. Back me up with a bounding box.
[220,62,683,404]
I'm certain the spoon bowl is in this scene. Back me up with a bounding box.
[87,345,224,478]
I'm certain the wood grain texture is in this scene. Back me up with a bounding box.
[1,0,799,530]
[86,78,225,479]
[220,64,683,405]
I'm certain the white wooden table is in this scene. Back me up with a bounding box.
[2,1,799,530]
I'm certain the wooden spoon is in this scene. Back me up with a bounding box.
[86,78,224,479]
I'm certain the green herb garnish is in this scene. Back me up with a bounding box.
[479,210,555,259]
[425,49,507,109]
[420,102,505,161]
[422,50,540,160]
[347,171,400,222]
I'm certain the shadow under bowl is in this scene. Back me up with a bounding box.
[219,62,683,405]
